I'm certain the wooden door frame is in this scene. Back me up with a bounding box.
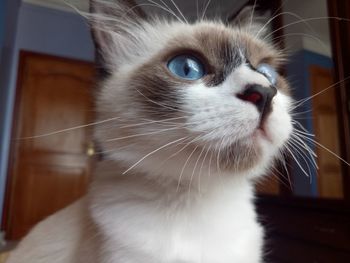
[328,0,350,201]
[0,50,95,236]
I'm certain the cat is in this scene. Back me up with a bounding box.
[7,0,293,262]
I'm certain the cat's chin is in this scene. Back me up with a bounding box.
[212,128,284,174]
[249,127,269,144]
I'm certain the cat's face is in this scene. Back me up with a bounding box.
[90,1,293,181]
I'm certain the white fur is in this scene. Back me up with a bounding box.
[7,2,293,262]
[88,161,264,263]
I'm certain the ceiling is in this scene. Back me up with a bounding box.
[23,0,90,12]
[23,0,246,20]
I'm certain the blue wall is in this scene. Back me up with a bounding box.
[16,4,94,60]
[0,0,6,58]
[287,49,333,197]
[0,0,21,231]
[0,2,95,228]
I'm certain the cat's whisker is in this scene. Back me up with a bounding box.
[92,14,140,30]
[188,145,207,193]
[291,76,350,111]
[145,0,184,23]
[256,11,317,39]
[147,0,174,15]
[122,136,188,175]
[159,136,197,166]
[284,143,310,178]
[117,116,188,129]
[17,115,184,141]
[249,0,258,31]
[278,150,291,187]
[94,143,134,155]
[201,0,212,21]
[263,10,322,41]
[288,138,316,171]
[291,131,317,157]
[134,88,192,114]
[177,145,199,192]
[88,0,143,27]
[167,0,188,24]
[265,16,350,41]
[208,145,214,178]
[116,112,238,132]
[269,1,289,22]
[270,171,290,191]
[198,143,212,192]
[17,116,122,140]
[271,165,293,191]
[287,140,314,184]
[294,131,350,167]
[266,168,291,191]
[291,125,318,168]
[215,136,226,173]
[290,137,318,170]
[292,120,314,135]
[292,127,315,140]
[126,2,180,23]
[106,126,184,142]
[291,108,314,117]
[270,33,329,53]
[62,0,90,18]
[293,117,314,120]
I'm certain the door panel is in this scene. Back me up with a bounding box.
[4,51,95,240]
[310,66,343,199]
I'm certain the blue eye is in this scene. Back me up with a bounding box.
[167,55,205,80]
[256,63,278,85]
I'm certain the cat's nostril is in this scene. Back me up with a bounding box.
[237,90,262,105]
[237,84,277,118]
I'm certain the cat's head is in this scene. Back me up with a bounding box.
[89,0,293,182]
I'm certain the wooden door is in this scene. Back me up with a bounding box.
[310,65,343,199]
[3,51,95,240]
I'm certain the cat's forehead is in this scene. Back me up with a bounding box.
[160,22,281,68]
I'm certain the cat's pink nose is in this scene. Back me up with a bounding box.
[237,84,277,119]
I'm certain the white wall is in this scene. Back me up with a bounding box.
[283,0,332,57]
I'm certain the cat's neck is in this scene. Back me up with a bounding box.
[88,160,261,263]
[91,159,255,201]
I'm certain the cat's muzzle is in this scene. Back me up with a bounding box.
[237,84,277,123]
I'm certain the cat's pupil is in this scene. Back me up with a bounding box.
[184,62,190,76]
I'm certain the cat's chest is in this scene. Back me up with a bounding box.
[90,178,263,263]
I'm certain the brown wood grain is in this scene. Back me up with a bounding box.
[328,0,350,201]
[3,51,96,240]
[309,65,343,199]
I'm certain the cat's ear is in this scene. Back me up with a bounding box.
[89,0,146,72]
[230,6,254,26]
[229,6,266,36]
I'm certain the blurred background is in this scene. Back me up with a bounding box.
[0,0,349,262]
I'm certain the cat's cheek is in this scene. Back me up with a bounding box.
[264,92,293,148]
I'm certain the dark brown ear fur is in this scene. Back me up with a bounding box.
[228,5,265,36]
[229,6,255,26]
[89,0,146,78]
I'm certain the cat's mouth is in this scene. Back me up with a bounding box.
[255,120,273,142]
